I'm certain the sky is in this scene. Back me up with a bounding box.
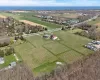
[0,0,100,6]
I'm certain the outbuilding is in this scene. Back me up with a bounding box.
[10,62,16,67]
[43,34,50,39]
[50,35,58,40]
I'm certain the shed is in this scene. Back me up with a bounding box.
[10,62,16,67]
[43,34,50,39]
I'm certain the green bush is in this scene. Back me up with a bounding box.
[0,50,4,57]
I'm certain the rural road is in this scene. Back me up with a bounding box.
[72,15,99,27]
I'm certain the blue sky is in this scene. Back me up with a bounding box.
[0,0,100,6]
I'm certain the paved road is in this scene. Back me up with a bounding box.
[72,15,99,27]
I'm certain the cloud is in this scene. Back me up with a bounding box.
[0,0,99,6]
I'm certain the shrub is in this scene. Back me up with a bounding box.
[5,47,15,56]
[0,50,4,57]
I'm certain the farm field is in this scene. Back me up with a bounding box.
[0,12,61,29]
[14,29,93,75]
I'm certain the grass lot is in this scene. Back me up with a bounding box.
[13,29,93,75]
[0,54,16,68]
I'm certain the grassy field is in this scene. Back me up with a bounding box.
[14,29,93,75]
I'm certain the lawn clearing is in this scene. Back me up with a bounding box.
[0,54,16,68]
[58,50,83,64]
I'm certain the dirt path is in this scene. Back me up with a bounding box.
[0,14,7,18]
[20,20,47,27]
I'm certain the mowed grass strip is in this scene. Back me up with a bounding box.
[54,30,93,55]
[58,50,83,64]
[43,41,70,55]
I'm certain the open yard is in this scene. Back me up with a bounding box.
[14,29,93,75]
[0,54,16,68]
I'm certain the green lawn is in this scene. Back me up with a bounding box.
[0,54,16,68]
